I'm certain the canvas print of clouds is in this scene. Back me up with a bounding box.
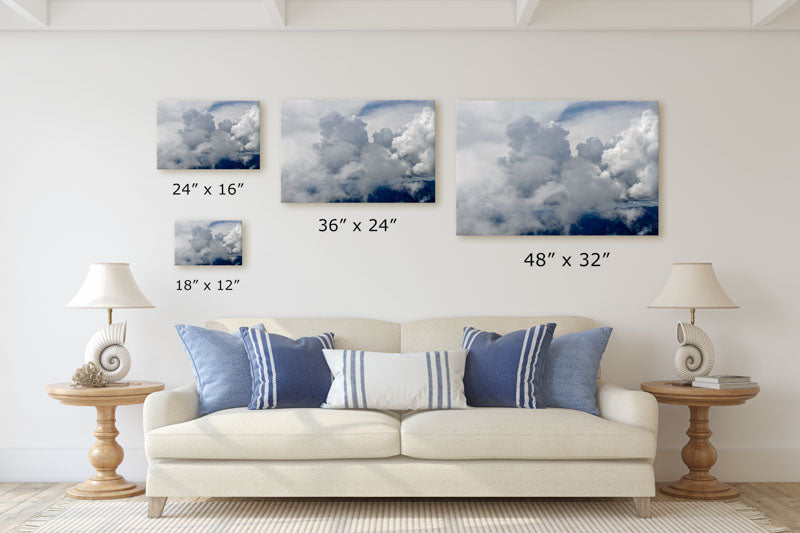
[282,100,436,203]
[457,101,659,236]
[158,101,260,169]
[175,220,243,266]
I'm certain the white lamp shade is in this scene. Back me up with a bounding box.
[648,262,738,309]
[66,263,154,309]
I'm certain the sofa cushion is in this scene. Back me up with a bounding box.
[542,327,613,415]
[175,324,265,416]
[146,408,400,460]
[240,327,334,410]
[462,324,556,408]
[322,349,469,410]
[400,408,655,460]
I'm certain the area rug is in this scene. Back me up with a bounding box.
[15,499,788,533]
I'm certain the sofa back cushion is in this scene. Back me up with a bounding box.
[208,316,595,356]
[401,316,595,353]
[208,317,401,352]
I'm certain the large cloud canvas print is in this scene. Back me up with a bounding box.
[175,220,243,266]
[457,101,659,235]
[158,101,260,170]
[282,100,436,203]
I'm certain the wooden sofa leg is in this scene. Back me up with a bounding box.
[633,497,651,518]
[148,497,167,518]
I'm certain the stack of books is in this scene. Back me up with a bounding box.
[692,375,758,389]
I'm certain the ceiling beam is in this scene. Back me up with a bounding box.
[516,0,540,27]
[264,0,286,26]
[752,0,800,26]
[2,0,796,31]
[1,0,47,26]
[42,0,274,30]
[286,0,512,30]
[530,0,751,30]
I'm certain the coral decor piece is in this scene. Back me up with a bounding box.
[71,361,106,388]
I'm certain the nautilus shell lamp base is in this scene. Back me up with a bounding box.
[85,321,132,383]
[674,320,715,382]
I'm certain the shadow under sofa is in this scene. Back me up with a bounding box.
[143,316,658,518]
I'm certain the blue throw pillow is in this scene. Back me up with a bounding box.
[542,327,613,415]
[462,323,556,408]
[240,327,335,409]
[175,324,264,417]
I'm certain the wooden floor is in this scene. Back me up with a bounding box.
[0,482,798,532]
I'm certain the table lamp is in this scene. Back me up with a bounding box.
[66,263,154,383]
[648,262,738,382]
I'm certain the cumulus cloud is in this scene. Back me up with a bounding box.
[282,100,436,203]
[158,101,260,170]
[457,101,658,235]
[601,108,659,199]
[392,106,436,175]
[174,220,243,266]
[576,137,604,163]
[372,128,395,149]
[231,104,260,152]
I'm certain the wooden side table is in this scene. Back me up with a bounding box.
[641,380,759,500]
[45,381,165,500]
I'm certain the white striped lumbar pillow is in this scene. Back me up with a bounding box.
[321,349,469,410]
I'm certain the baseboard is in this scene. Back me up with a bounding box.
[654,448,800,482]
[2,448,799,483]
[0,448,148,482]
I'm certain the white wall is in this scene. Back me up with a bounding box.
[0,30,798,483]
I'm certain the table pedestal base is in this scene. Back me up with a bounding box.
[661,477,739,500]
[66,404,145,500]
[67,480,145,500]
[659,404,739,500]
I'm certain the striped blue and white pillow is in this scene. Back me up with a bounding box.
[462,323,556,408]
[240,327,334,409]
[321,349,468,410]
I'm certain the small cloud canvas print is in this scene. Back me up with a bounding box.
[158,100,260,169]
[282,100,436,203]
[175,220,243,266]
[457,101,659,235]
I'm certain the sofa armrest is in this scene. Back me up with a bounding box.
[596,380,658,435]
[143,383,199,433]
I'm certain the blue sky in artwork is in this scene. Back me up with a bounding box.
[207,100,259,112]
[557,100,657,123]
[281,100,436,203]
[358,100,435,116]
[457,100,659,236]
[208,220,241,229]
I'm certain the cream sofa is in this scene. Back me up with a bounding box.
[143,316,658,518]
